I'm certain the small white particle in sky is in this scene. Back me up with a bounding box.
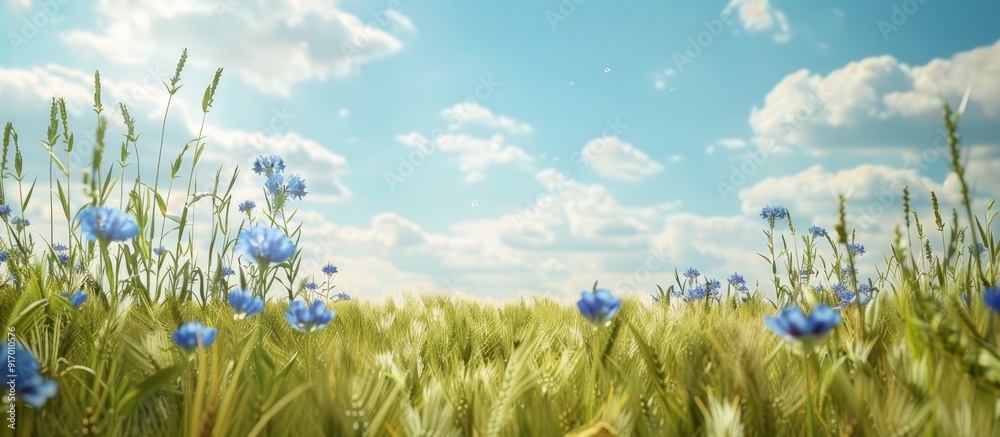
[553,156,560,161]
[604,67,611,73]
[670,87,677,92]
[471,201,479,207]
[569,81,575,85]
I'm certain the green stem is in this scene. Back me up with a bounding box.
[802,352,815,437]
[100,242,116,307]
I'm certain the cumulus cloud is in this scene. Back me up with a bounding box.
[738,164,947,225]
[706,138,748,154]
[439,102,532,134]
[60,0,409,96]
[580,136,664,182]
[723,0,792,43]
[396,132,533,183]
[749,39,1000,153]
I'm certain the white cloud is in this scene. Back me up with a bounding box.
[198,128,352,204]
[60,0,408,96]
[396,132,533,183]
[718,138,748,150]
[387,10,417,33]
[580,136,664,182]
[954,144,1000,199]
[439,102,532,134]
[338,108,349,119]
[749,39,1000,153]
[723,0,792,43]
[0,65,96,115]
[733,164,990,236]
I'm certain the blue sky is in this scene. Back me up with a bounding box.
[1,0,999,301]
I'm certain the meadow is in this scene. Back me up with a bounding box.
[2,52,1000,436]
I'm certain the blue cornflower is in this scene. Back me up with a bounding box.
[577,288,622,326]
[285,299,336,333]
[305,282,319,290]
[682,268,700,279]
[11,216,30,230]
[228,289,264,320]
[172,322,218,353]
[837,286,872,307]
[684,285,708,301]
[811,284,824,293]
[252,155,286,176]
[841,266,855,276]
[236,224,296,270]
[983,286,1000,314]
[727,273,745,287]
[760,205,789,221]
[153,246,165,256]
[969,243,987,257]
[0,251,8,263]
[265,173,283,196]
[835,286,857,308]
[765,304,841,347]
[264,173,308,200]
[221,267,235,276]
[808,225,828,238]
[333,292,351,301]
[706,279,721,296]
[52,243,68,252]
[728,273,749,292]
[62,290,88,308]
[77,206,139,244]
[57,254,69,265]
[286,174,307,199]
[848,243,865,256]
[238,200,256,213]
[322,264,338,276]
[0,205,10,218]
[11,342,58,408]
